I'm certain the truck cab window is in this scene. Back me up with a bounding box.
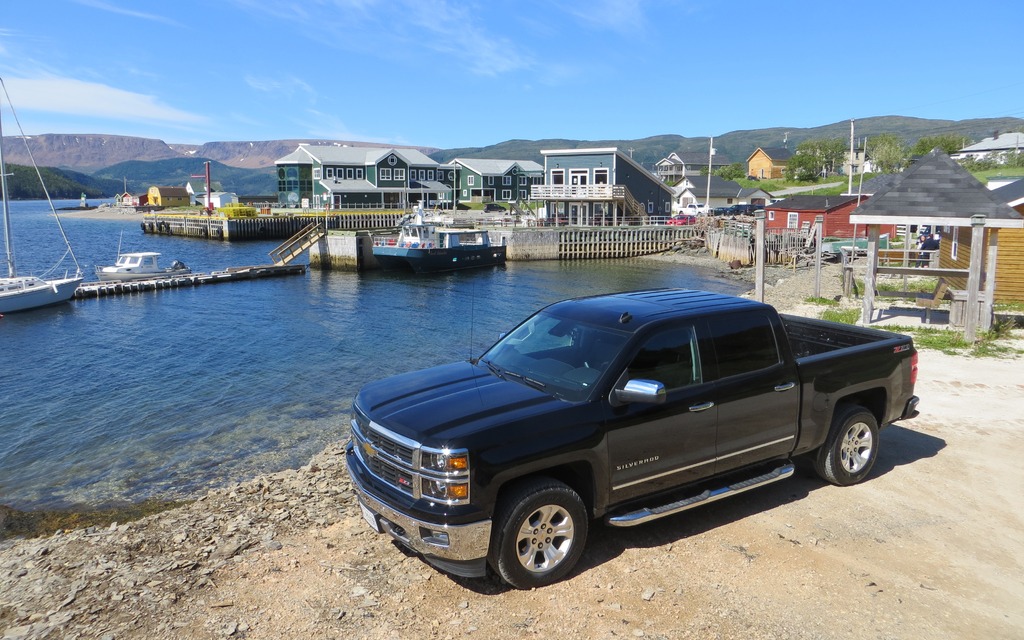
[627,326,700,389]
[711,313,780,378]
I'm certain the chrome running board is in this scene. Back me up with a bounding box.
[605,463,795,527]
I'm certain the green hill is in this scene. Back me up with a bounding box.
[1,164,122,200]
[92,158,276,196]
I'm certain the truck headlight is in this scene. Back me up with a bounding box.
[421,478,470,503]
[421,448,469,474]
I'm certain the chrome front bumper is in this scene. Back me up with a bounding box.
[345,444,492,577]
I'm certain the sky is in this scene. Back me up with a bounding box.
[2,0,1023,150]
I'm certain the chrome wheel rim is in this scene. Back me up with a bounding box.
[515,504,575,573]
[840,420,874,473]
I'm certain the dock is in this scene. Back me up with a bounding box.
[73,264,306,299]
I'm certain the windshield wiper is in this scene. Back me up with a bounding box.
[522,376,547,390]
[482,359,505,379]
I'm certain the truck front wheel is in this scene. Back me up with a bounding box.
[490,477,588,589]
[815,405,879,486]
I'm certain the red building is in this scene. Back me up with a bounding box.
[764,195,897,238]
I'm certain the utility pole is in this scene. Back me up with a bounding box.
[706,137,715,212]
[848,119,855,195]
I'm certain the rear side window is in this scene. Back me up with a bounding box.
[710,312,780,379]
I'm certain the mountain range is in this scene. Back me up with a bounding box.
[3,115,1022,198]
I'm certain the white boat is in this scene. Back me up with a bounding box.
[95,252,190,281]
[0,77,83,314]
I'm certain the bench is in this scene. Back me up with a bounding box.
[875,278,949,323]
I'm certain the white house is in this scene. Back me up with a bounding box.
[952,132,1024,162]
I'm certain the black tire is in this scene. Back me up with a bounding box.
[489,477,587,589]
[815,405,879,486]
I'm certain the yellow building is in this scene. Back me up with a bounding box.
[147,186,190,207]
[746,147,792,180]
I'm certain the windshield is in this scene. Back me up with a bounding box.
[480,310,629,402]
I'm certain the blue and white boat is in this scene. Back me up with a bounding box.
[372,209,506,274]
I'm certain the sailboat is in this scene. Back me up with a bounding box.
[0,77,83,314]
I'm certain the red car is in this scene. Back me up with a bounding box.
[666,214,696,225]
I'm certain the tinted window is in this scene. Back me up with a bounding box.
[628,326,700,389]
[711,312,780,379]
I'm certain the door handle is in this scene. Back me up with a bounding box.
[688,401,715,412]
[774,382,796,392]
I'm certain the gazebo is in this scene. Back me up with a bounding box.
[850,150,1024,340]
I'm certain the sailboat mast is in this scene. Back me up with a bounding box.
[0,91,16,278]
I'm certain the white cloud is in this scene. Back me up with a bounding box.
[244,75,317,101]
[3,77,207,126]
[71,0,183,26]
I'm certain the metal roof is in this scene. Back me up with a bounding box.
[850,150,1024,228]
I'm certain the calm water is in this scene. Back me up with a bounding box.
[1,200,748,510]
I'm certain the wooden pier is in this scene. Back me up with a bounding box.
[73,264,306,299]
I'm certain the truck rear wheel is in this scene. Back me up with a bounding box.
[815,405,879,486]
[490,477,587,589]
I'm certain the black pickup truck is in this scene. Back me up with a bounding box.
[346,289,919,588]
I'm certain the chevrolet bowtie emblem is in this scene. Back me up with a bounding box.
[361,441,377,458]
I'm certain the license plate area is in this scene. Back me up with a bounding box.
[360,501,381,533]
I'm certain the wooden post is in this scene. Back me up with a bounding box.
[983,228,999,331]
[754,211,765,302]
[814,215,823,299]
[964,215,986,342]
[860,224,880,325]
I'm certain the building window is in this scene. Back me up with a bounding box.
[346,168,354,179]
[502,189,511,200]
[468,176,475,186]
[487,176,494,185]
[381,168,392,180]
[647,202,654,214]
[356,168,364,179]
[313,168,322,179]
[768,210,775,221]
[594,169,609,184]
[326,168,335,178]
[462,189,468,197]
[519,175,527,185]
[503,176,512,185]
[787,212,799,228]
[388,155,397,166]
[428,170,434,180]
[551,170,565,185]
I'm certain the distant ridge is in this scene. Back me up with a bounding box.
[0,135,441,173]
[2,115,1021,196]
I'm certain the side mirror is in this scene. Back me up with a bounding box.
[613,379,666,405]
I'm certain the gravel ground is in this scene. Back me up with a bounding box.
[2,252,1022,640]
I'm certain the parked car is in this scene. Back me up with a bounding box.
[682,203,709,215]
[666,214,696,225]
[346,289,919,588]
[484,203,506,212]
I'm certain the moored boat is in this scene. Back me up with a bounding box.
[372,209,506,273]
[0,77,84,314]
[95,252,190,281]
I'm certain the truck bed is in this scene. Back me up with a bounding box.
[781,314,907,359]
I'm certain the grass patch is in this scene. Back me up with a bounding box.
[805,296,839,306]
[819,308,860,324]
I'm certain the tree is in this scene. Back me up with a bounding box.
[867,133,907,173]
[785,153,822,182]
[911,134,969,157]
[715,162,746,181]
[793,138,847,177]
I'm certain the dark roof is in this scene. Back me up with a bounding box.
[991,178,1024,206]
[846,173,901,196]
[756,147,793,161]
[767,195,859,211]
[684,175,746,199]
[850,150,1024,228]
